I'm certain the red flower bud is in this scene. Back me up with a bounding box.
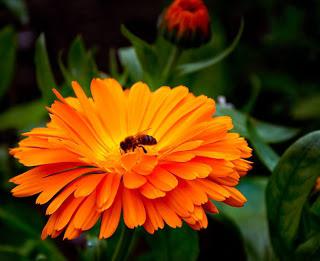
[159,0,211,48]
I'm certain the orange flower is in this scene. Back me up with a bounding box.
[10,79,252,240]
[159,0,211,48]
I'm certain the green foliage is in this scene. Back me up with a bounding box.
[57,36,99,95]
[292,94,320,120]
[139,225,199,261]
[266,131,320,259]
[220,177,275,261]
[216,106,299,144]
[176,19,244,76]
[0,26,17,100]
[0,99,45,130]
[1,0,29,24]
[0,202,66,260]
[216,105,298,171]
[121,26,159,88]
[118,47,143,83]
[247,119,279,171]
[0,2,319,260]
[63,36,99,93]
[35,34,57,103]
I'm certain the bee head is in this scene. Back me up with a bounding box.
[120,141,128,151]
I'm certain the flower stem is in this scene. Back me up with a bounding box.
[111,225,135,261]
[161,46,182,84]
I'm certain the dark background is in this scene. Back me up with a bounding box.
[2,0,320,125]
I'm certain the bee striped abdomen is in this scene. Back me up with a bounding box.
[140,135,157,145]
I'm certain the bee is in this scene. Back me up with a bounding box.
[120,131,157,154]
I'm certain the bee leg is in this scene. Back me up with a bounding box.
[138,145,147,153]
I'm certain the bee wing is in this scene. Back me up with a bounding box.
[134,128,151,138]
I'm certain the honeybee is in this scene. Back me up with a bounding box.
[120,131,157,153]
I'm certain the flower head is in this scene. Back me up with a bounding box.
[159,0,211,48]
[10,79,252,240]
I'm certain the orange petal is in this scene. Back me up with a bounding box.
[127,82,151,135]
[122,188,146,228]
[55,196,85,231]
[73,174,105,198]
[143,199,164,230]
[96,173,121,211]
[123,171,147,189]
[73,192,98,229]
[139,182,166,199]
[147,167,178,191]
[154,199,182,228]
[99,192,122,239]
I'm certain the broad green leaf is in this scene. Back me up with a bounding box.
[247,119,280,172]
[0,26,16,100]
[0,100,46,130]
[121,25,159,87]
[118,47,143,83]
[216,106,299,144]
[177,18,244,76]
[266,131,320,258]
[35,34,57,103]
[139,225,199,261]
[219,177,275,261]
[1,0,29,24]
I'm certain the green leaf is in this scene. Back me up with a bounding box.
[0,100,46,130]
[35,34,57,103]
[139,225,199,261]
[247,118,280,172]
[253,120,299,144]
[0,26,17,100]
[216,106,299,144]
[1,0,29,24]
[177,18,244,76]
[66,36,98,91]
[295,234,320,260]
[311,196,320,217]
[109,48,120,78]
[266,131,320,258]
[292,94,320,120]
[219,177,275,261]
[121,25,159,87]
[118,47,143,83]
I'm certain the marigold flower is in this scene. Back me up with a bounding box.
[10,79,252,240]
[159,0,211,48]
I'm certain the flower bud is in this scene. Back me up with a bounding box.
[159,0,211,48]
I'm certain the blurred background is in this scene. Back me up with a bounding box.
[0,0,319,260]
